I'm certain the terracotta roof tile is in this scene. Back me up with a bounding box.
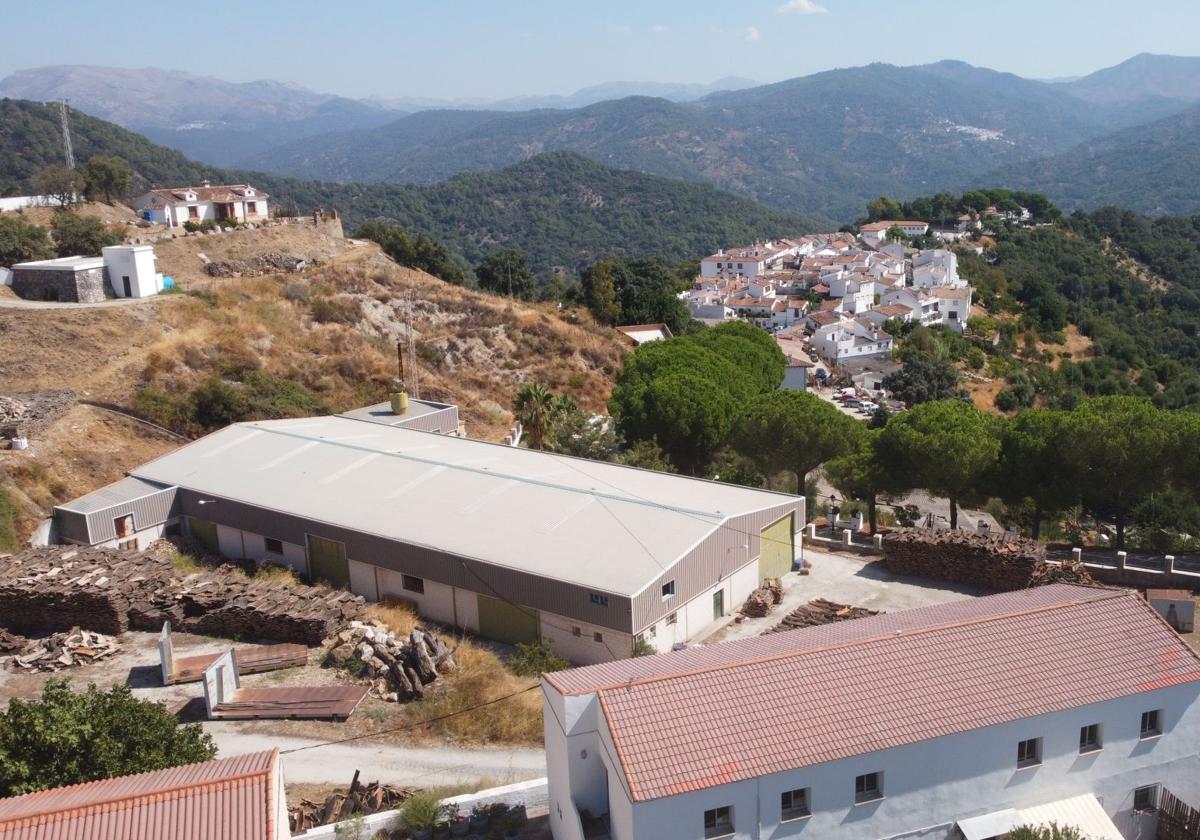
[546,586,1200,801]
[0,750,279,840]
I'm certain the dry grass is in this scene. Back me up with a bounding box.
[364,599,421,637]
[407,639,543,745]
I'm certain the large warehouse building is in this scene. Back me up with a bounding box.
[54,412,802,662]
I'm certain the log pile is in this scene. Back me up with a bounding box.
[1029,555,1095,587]
[768,599,879,634]
[881,529,1053,591]
[288,774,413,835]
[0,629,27,655]
[738,579,784,619]
[324,619,457,702]
[0,546,365,645]
[6,627,120,671]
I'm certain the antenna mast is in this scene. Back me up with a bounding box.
[58,100,75,169]
[405,291,420,400]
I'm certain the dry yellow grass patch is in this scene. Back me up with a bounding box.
[406,639,543,745]
[364,599,421,637]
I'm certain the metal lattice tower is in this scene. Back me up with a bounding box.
[58,100,75,169]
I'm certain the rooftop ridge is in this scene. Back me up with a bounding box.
[0,751,276,826]
[554,587,1127,695]
[234,420,741,521]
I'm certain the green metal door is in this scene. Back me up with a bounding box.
[187,516,219,554]
[758,513,795,582]
[476,594,540,645]
[306,534,349,588]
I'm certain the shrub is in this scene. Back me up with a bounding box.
[507,640,569,676]
[182,220,216,233]
[0,486,19,554]
[0,680,215,796]
[632,637,655,657]
[311,296,362,325]
[401,790,445,831]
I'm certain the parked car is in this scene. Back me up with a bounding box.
[844,398,863,409]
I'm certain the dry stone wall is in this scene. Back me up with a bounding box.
[10,267,106,303]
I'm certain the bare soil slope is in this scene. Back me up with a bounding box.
[0,223,626,545]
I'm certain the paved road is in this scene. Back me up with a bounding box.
[209,731,546,787]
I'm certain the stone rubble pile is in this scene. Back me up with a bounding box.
[0,545,365,645]
[881,528,1083,591]
[325,619,457,702]
[204,252,306,277]
[6,626,120,672]
[0,389,76,438]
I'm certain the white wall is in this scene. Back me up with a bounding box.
[103,246,159,297]
[0,195,70,212]
[543,613,633,665]
[348,558,379,601]
[580,683,1200,840]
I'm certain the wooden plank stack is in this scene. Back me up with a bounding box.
[0,546,366,645]
[881,528,1080,591]
[324,619,458,702]
[768,599,879,633]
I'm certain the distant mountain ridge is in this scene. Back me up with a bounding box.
[0,99,818,272]
[1062,53,1200,104]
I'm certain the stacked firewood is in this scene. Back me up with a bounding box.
[0,546,365,645]
[768,599,879,633]
[289,773,413,834]
[738,578,785,619]
[1028,555,1095,587]
[325,620,457,702]
[6,627,120,671]
[881,529,1049,591]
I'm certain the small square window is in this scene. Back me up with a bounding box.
[703,806,733,839]
[402,574,425,594]
[1079,723,1102,753]
[780,787,810,820]
[589,593,609,607]
[661,580,676,599]
[1134,784,1160,812]
[1017,737,1042,768]
[264,537,284,555]
[593,632,603,643]
[571,626,581,637]
[854,772,882,804]
[1140,710,1162,739]
[666,612,677,625]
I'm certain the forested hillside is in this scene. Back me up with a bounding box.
[0,100,815,272]
[243,60,1131,219]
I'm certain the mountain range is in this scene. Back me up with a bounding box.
[0,99,817,272]
[4,53,1200,219]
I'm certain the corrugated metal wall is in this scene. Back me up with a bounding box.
[81,487,180,544]
[630,499,802,631]
[56,509,91,544]
[177,490,635,632]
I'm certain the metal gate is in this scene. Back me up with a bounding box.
[758,513,795,582]
[477,594,540,646]
[306,534,349,589]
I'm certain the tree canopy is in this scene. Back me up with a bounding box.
[80,155,132,204]
[0,216,55,265]
[476,248,537,300]
[883,355,963,406]
[734,390,861,495]
[0,680,216,796]
[50,212,124,257]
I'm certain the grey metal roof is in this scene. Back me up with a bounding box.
[338,399,454,427]
[130,416,798,595]
[56,476,174,514]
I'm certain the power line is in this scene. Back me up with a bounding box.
[278,684,540,754]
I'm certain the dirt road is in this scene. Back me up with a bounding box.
[209,730,546,787]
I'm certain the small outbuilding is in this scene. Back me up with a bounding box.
[102,244,162,298]
[10,256,106,303]
[1147,588,1195,633]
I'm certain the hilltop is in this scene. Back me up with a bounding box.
[0,221,628,545]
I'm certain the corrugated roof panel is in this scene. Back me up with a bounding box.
[55,477,173,514]
[128,417,795,595]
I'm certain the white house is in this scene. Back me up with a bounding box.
[774,335,814,391]
[812,317,893,362]
[542,584,1200,840]
[928,286,973,332]
[134,182,270,228]
[859,220,930,246]
[911,249,964,289]
[699,242,796,279]
[882,287,946,329]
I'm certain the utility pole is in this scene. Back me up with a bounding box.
[58,100,75,170]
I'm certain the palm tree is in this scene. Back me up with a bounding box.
[513,383,553,450]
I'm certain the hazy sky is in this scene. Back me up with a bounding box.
[3,0,1198,100]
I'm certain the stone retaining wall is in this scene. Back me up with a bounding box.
[10,267,106,303]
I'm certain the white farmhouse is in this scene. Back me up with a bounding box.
[812,317,893,362]
[911,249,964,289]
[134,181,270,228]
[859,220,929,247]
[542,584,1200,840]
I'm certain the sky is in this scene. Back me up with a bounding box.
[2,0,1198,101]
